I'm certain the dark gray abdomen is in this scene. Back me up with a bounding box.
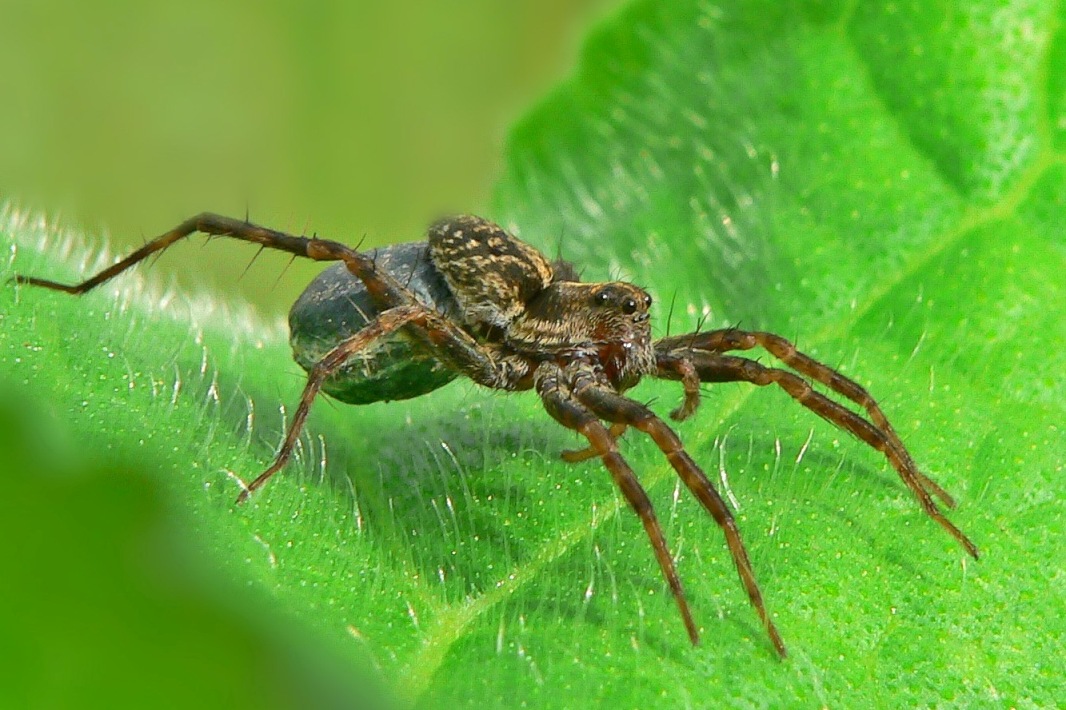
[288,241,460,404]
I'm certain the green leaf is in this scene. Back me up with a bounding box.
[2,0,1063,707]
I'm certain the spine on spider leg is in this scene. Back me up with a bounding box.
[193,214,423,314]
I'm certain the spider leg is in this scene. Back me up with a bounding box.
[561,422,627,462]
[236,304,425,503]
[536,364,700,646]
[239,298,526,500]
[566,368,787,657]
[657,328,957,507]
[10,212,417,311]
[673,351,979,560]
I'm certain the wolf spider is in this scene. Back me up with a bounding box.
[14,213,978,656]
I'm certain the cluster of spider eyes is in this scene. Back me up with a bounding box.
[594,289,652,315]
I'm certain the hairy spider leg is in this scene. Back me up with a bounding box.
[661,328,957,508]
[566,366,787,657]
[236,305,424,503]
[659,346,978,560]
[11,213,418,311]
[536,363,700,646]
[10,213,524,390]
[559,354,698,463]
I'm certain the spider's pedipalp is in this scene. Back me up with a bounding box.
[560,422,627,463]
[566,366,787,657]
[656,354,702,421]
[536,363,700,645]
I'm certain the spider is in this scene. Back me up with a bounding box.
[13,213,979,656]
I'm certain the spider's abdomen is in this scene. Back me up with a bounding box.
[288,242,460,404]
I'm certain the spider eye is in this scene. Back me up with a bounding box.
[596,291,610,306]
[622,298,637,315]
[643,294,652,308]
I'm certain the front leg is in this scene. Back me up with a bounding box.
[658,328,930,469]
[656,328,959,508]
[656,334,978,560]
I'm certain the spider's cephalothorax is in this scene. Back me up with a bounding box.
[427,216,656,390]
[14,213,979,656]
[531,282,656,387]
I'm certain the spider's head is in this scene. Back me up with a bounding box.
[506,280,656,388]
[585,282,653,335]
[577,281,655,387]
[514,281,653,351]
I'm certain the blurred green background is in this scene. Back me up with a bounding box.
[0,0,619,313]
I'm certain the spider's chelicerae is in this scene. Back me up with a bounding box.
[15,213,979,656]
